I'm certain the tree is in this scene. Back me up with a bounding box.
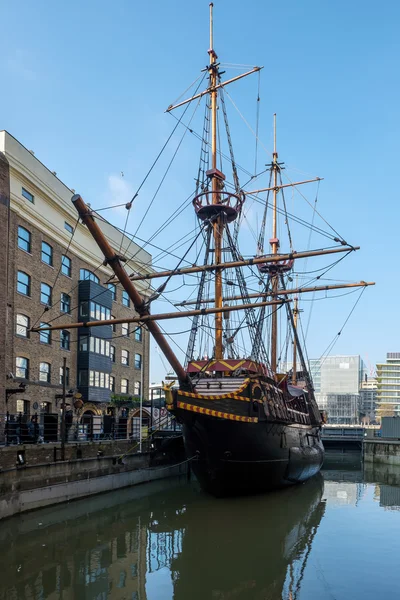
[377,403,395,419]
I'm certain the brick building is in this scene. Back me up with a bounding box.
[0,131,151,423]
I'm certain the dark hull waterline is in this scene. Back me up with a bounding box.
[179,413,324,497]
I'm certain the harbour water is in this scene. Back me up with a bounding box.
[1,453,400,600]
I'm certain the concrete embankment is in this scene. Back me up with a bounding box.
[364,439,400,466]
[0,437,187,520]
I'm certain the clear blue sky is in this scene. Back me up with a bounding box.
[1,0,398,381]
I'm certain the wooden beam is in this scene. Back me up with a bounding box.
[245,177,323,195]
[31,299,290,333]
[166,67,262,112]
[175,281,375,307]
[118,246,358,283]
[71,194,188,383]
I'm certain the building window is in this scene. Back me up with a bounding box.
[112,316,116,333]
[122,291,130,307]
[22,187,34,203]
[108,283,116,301]
[16,314,30,338]
[89,336,110,356]
[89,301,111,321]
[16,399,30,414]
[61,255,71,277]
[41,241,53,266]
[79,370,88,386]
[122,349,130,366]
[135,353,142,370]
[39,322,51,344]
[79,335,88,352]
[40,282,52,306]
[39,362,51,383]
[122,323,129,337]
[17,226,31,253]
[60,366,70,386]
[17,271,31,296]
[64,221,73,234]
[88,370,110,389]
[110,345,115,363]
[79,269,99,283]
[110,376,115,392]
[61,293,71,313]
[121,378,129,394]
[134,327,142,342]
[16,356,29,379]
[60,330,70,350]
[134,381,141,397]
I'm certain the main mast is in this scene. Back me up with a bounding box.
[270,114,279,372]
[209,2,224,360]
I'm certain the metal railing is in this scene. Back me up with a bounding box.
[0,412,181,446]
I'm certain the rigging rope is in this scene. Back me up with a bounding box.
[128,89,205,251]
[119,72,207,254]
[317,287,367,367]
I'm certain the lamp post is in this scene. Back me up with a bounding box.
[61,357,66,461]
[139,329,144,452]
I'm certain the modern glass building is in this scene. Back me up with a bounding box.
[320,355,363,394]
[311,355,364,424]
[309,359,321,393]
[317,394,361,424]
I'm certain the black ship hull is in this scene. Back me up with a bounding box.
[166,371,325,497]
[179,412,324,497]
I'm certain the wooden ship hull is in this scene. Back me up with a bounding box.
[166,365,324,496]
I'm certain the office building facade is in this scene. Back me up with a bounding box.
[359,377,377,423]
[376,353,400,417]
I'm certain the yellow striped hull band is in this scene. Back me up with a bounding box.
[178,390,250,402]
[177,401,258,423]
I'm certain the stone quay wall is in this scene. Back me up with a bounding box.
[363,439,400,466]
[0,437,187,520]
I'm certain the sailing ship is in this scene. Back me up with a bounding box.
[34,3,373,497]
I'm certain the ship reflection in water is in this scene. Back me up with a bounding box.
[1,458,400,600]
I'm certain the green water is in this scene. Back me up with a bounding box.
[1,453,400,599]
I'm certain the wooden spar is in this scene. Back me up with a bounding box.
[165,67,262,113]
[71,194,188,384]
[245,177,323,196]
[31,299,290,333]
[119,246,359,283]
[174,281,375,307]
[209,2,223,360]
[270,113,278,372]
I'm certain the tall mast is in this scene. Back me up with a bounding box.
[209,2,224,360]
[292,294,299,385]
[271,113,279,372]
